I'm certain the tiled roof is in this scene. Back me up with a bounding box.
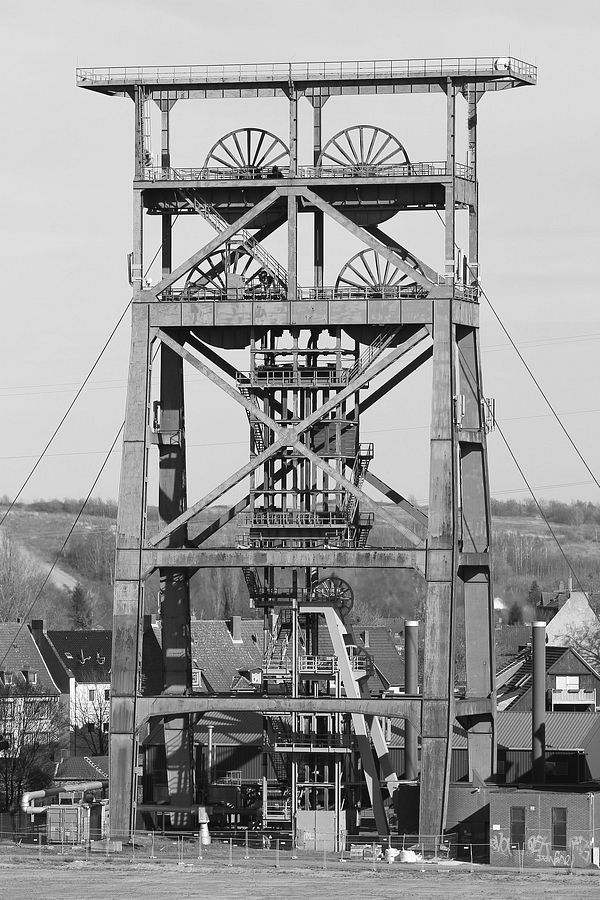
[317,623,404,693]
[190,619,263,692]
[0,623,59,695]
[496,645,568,708]
[54,755,109,781]
[47,631,111,683]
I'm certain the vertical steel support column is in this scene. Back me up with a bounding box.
[157,101,194,823]
[459,88,495,782]
[458,323,496,782]
[110,92,149,837]
[404,621,419,780]
[467,88,479,285]
[419,80,457,839]
[312,99,324,290]
[111,302,151,838]
[288,91,298,302]
[532,621,546,784]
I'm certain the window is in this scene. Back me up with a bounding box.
[191,670,202,688]
[510,806,526,849]
[88,689,95,702]
[555,676,579,691]
[102,722,109,733]
[552,807,567,850]
[104,689,110,701]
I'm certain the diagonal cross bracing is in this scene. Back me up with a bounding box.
[150,326,431,548]
[148,189,281,297]
[300,187,433,290]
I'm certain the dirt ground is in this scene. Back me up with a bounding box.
[1,859,599,900]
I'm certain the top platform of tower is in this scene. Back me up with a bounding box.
[76,56,536,99]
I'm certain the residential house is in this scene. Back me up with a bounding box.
[496,644,600,712]
[539,588,599,647]
[0,622,63,759]
[30,622,111,755]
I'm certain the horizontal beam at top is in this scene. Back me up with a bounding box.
[76,57,536,96]
[136,694,423,729]
[147,297,480,328]
[115,547,425,578]
[134,694,492,731]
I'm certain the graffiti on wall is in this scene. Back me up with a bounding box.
[490,832,511,858]
[490,831,592,867]
[526,833,570,867]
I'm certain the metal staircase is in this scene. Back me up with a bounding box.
[237,382,267,453]
[177,186,288,288]
[355,513,375,548]
[342,442,374,522]
[242,566,262,602]
[348,325,401,382]
[264,612,293,675]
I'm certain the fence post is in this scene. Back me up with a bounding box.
[228,836,233,867]
[275,837,280,868]
[197,831,202,861]
[469,842,473,873]
[38,831,42,863]
[323,844,327,869]
[372,842,376,872]
[244,829,249,860]
[570,839,574,873]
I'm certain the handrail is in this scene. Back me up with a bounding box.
[162,284,428,302]
[244,511,348,527]
[143,161,474,181]
[76,57,536,87]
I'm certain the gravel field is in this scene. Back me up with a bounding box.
[1,860,600,900]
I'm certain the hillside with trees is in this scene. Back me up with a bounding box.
[0,498,599,628]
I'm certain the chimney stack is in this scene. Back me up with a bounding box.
[532,621,546,784]
[404,621,419,781]
[230,615,242,642]
[30,620,46,644]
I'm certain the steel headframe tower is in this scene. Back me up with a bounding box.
[78,56,536,839]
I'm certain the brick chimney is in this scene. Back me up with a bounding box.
[229,616,242,643]
[30,619,46,646]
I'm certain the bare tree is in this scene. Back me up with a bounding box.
[0,532,45,622]
[564,621,600,672]
[0,681,66,811]
[71,670,110,756]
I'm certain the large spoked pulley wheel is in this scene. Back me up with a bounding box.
[317,125,410,168]
[184,249,276,293]
[312,575,354,618]
[203,128,290,173]
[335,248,423,295]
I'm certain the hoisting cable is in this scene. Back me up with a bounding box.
[457,343,588,594]
[0,216,179,528]
[0,420,124,671]
[434,208,600,492]
[480,285,600,493]
[0,302,131,527]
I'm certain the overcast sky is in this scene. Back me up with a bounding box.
[1,0,599,509]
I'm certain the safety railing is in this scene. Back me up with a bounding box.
[76,57,536,85]
[162,283,427,302]
[244,368,350,388]
[243,511,348,528]
[272,729,353,749]
[236,536,353,550]
[142,161,474,181]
